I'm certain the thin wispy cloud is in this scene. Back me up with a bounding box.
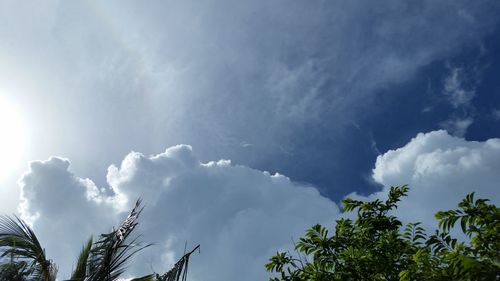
[439,117,474,137]
[439,63,483,137]
[0,2,500,280]
[1,1,499,204]
[443,67,477,108]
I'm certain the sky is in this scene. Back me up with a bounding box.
[1,1,500,280]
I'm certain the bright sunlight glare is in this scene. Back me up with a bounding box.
[0,95,26,179]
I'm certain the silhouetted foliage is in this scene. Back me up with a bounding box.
[0,200,199,281]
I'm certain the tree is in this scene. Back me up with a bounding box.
[402,192,500,281]
[0,215,57,281]
[266,185,500,281]
[0,200,199,281]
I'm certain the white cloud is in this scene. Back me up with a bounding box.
[19,145,339,281]
[439,117,474,137]
[18,157,118,276]
[439,64,481,136]
[1,1,499,197]
[492,108,500,121]
[443,67,476,108]
[16,131,500,280]
[353,130,500,231]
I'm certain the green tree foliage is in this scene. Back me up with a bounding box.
[266,185,500,281]
[0,200,199,281]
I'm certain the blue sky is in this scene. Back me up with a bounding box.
[216,7,500,200]
[1,1,500,280]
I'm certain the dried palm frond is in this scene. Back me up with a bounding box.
[0,199,197,281]
[155,245,200,281]
[129,274,155,281]
[84,199,151,281]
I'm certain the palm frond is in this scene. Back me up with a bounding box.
[0,215,57,281]
[155,245,200,281]
[68,237,93,281]
[129,274,155,281]
[0,259,31,281]
[1,199,192,281]
[85,199,151,281]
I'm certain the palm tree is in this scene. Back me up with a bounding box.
[0,215,57,281]
[0,200,198,281]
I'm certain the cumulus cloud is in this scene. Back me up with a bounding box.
[352,130,500,231]
[19,145,339,280]
[18,157,117,276]
[1,1,499,200]
[17,132,500,280]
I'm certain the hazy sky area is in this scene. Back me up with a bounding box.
[1,1,500,280]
